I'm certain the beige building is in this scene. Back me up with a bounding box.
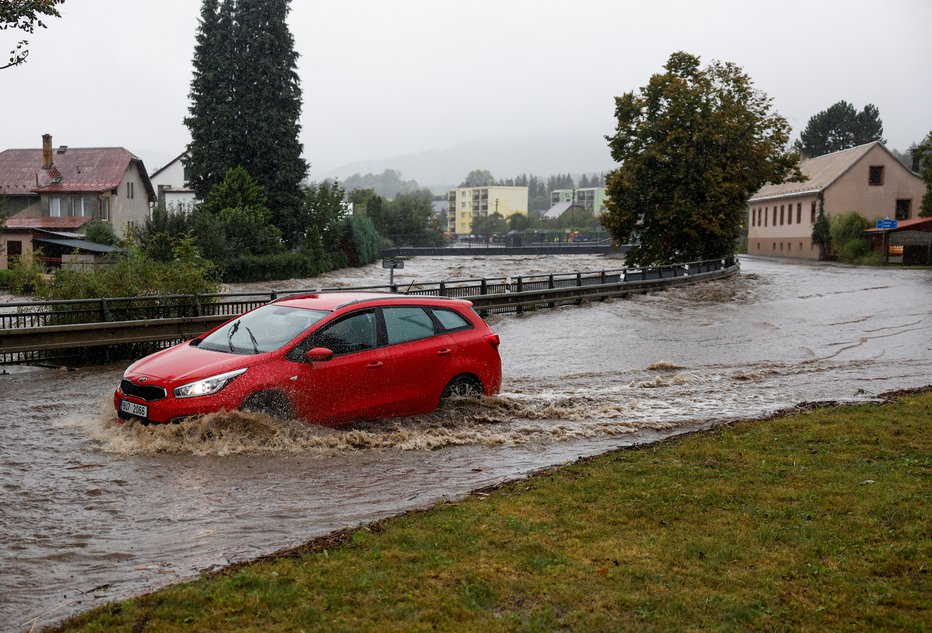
[0,134,155,246]
[446,185,528,235]
[747,142,925,260]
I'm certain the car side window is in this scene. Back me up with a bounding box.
[383,307,437,345]
[310,311,376,356]
[430,307,473,333]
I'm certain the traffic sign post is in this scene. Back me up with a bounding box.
[875,219,898,230]
[382,259,404,287]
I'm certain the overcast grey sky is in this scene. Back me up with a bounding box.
[3,0,930,184]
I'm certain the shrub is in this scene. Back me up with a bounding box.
[830,211,871,263]
[8,252,49,296]
[0,268,12,289]
[83,219,118,246]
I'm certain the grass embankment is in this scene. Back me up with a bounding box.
[53,392,930,632]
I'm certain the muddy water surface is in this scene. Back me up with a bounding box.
[1,256,930,630]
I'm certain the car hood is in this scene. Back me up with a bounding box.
[124,341,263,385]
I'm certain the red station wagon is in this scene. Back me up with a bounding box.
[115,292,502,426]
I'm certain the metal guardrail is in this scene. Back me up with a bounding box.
[0,258,737,364]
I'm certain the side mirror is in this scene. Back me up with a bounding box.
[305,346,334,362]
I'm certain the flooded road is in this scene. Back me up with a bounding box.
[1,256,930,630]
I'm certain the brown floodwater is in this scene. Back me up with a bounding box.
[1,255,930,630]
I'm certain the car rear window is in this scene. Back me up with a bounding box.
[430,307,473,332]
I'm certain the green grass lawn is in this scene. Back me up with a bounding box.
[50,390,930,632]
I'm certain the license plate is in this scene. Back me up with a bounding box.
[120,400,148,418]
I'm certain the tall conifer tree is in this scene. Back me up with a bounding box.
[185,0,307,246]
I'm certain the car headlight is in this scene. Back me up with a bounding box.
[173,368,247,399]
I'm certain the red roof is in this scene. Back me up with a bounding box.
[864,216,932,233]
[0,146,154,200]
[3,216,92,230]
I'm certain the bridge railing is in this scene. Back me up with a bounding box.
[0,258,736,364]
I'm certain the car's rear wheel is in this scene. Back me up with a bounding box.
[240,391,295,420]
[441,374,484,401]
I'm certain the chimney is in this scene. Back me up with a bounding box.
[42,133,53,169]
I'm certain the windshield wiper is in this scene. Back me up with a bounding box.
[244,325,260,354]
[227,320,240,353]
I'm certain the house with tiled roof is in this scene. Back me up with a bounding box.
[746,142,926,260]
[0,134,155,268]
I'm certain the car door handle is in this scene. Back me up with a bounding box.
[367,361,384,369]
[436,348,452,356]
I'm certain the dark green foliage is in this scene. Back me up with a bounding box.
[219,251,325,283]
[603,51,802,265]
[199,165,268,216]
[794,101,885,158]
[472,212,507,236]
[460,169,497,187]
[82,219,118,246]
[185,0,307,246]
[329,214,380,268]
[829,211,871,263]
[7,251,47,295]
[25,239,221,301]
[811,196,831,260]
[382,190,446,246]
[303,180,348,243]
[916,131,932,217]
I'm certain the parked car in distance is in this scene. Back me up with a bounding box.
[115,292,502,427]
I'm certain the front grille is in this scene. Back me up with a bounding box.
[120,379,167,401]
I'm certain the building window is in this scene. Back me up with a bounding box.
[895,199,911,221]
[799,242,803,251]
[797,203,802,224]
[127,181,135,199]
[788,243,792,252]
[80,197,92,217]
[780,205,785,225]
[869,166,884,186]
[764,206,768,227]
[101,197,111,222]
[810,201,816,224]
[772,207,777,226]
[49,197,61,217]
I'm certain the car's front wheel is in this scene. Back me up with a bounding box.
[240,391,295,420]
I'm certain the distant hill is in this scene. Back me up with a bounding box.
[321,136,614,194]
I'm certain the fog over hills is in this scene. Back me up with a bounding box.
[318,136,615,193]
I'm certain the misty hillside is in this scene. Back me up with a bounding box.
[319,136,615,193]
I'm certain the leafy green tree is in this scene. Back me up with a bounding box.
[1,0,65,70]
[794,101,884,158]
[302,180,347,240]
[603,51,802,265]
[329,215,380,267]
[829,211,871,263]
[916,131,932,217]
[83,219,118,246]
[460,170,497,187]
[185,0,307,246]
[507,212,531,231]
[381,190,445,246]
[471,212,507,237]
[200,165,268,216]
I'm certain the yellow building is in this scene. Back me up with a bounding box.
[446,186,528,235]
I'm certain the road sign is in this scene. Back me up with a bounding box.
[875,219,898,230]
[382,259,404,269]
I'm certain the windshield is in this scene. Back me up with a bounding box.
[197,305,329,355]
